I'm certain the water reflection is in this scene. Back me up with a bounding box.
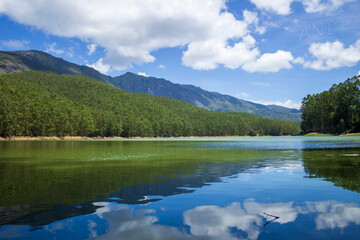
[94,203,189,240]
[303,148,360,192]
[304,201,360,230]
[92,199,360,240]
[0,154,301,227]
[198,136,360,150]
[184,200,298,240]
[1,148,360,231]
[1,138,360,239]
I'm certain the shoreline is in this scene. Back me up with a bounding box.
[0,135,281,141]
[0,134,359,141]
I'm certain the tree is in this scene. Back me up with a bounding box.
[301,76,360,134]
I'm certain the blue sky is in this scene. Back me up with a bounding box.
[0,0,359,109]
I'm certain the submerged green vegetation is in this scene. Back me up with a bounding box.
[0,141,279,209]
[301,76,360,134]
[0,71,300,137]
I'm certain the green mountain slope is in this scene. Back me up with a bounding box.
[0,71,300,137]
[0,50,300,122]
[111,72,301,122]
[0,50,110,84]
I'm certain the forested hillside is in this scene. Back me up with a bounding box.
[301,76,360,134]
[0,71,300,137]
[0,50,301,122]
[111,72,301,122]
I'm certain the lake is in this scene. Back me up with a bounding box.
[0,136,359,239]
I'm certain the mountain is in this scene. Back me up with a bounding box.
[0,71,300,137]
[0,50,301,122]
[0,50,110,84]
[110,72,301,122]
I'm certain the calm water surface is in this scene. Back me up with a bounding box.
[0,136,359,239]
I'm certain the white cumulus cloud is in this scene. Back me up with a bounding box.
[1,39,29,50]
[302,0,353,13]
[250,0,352,15]
[251,99,302,109]
[45,42,74,57]
[242,50,295,73]
[87,58,111,74]
[0,0,294,73]
[87,43,97,56]
[45,42,65,55]
[137,72,149,77]
[304,39,360,70]
[182,37,259,70]
[249,0,295,15]
[243,10,266,34]
[183,33,296,73]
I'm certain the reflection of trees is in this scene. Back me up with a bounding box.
[302,149,360,193]
[0,158,263,227]
[0,140,294,226]
[0,141,287,208]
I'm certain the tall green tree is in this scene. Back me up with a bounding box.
[301,76,360,134]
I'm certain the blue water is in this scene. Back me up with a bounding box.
[0,136,359,239]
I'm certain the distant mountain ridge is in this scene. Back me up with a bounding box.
[0,50,301,122]
[0,50,110,84]
[110,72,301,122]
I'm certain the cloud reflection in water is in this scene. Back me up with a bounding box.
[93,199,360,240]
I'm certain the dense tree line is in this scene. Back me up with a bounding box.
[0,71,300,137]
[301,76,360,134]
